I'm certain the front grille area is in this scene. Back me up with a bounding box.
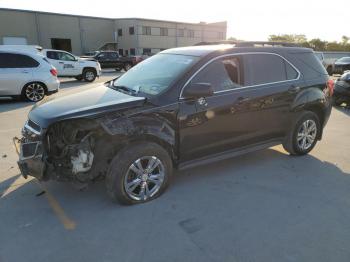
[27,119,41,133]
[22,142,39,158]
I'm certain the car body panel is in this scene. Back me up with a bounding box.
[17,44,333,182]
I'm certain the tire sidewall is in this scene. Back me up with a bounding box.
[83,69,96,82]
[292,112,320,155]
[106,142,173,205]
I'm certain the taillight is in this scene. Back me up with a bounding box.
[326,79,334,96]
[50,68,58,77]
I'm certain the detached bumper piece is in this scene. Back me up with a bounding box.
[14,137,46,180]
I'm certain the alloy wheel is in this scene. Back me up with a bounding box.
[85,71,95,81]
[25,83,45,102]
[297,119,317,151]
[124,156,165,201]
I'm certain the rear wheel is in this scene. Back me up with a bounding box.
[124,63,132,71]
[115,67,122,72]
[22,82,46,102]
[106,142,173,205]
[283,111,320,155]
[83,69,96,82]
[327,66,333,75]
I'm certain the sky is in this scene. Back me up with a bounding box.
[0,0,348,42]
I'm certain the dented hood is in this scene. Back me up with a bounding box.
[29,85,145,128]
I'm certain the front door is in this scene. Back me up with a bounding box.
[179,55,259,162]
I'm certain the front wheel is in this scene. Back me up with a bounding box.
[106,142,173,205]
[283,111,320,155]
[83,69,97,82]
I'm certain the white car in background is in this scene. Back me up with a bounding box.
[42,49,102,82]
[0,49,59,102]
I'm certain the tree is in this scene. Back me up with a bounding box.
[268,34,307,44]
[308,38,327,51]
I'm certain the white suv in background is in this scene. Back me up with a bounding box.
[0,50,59,102]
[42,49,102,82]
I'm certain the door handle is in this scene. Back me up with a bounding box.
[58,62,64,64]
[288,85,300,93]
[21,70,29,74]
[237,97,250,104]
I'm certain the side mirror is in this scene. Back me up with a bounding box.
[183,83,214,99]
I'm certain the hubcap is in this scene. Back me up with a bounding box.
[124,156,165,201]
[85,71,95,81]
[25,83,45,102]
[297,119,317,150]
[125,64,131,71]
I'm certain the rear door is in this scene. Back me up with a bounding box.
[241,53,301,138]
[0,53,37,96]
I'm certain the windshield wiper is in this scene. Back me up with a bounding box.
[110,85,138,95]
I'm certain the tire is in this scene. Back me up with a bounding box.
[75,75,83,81]
[115,67,122,72]
[83,69,97,82]
[22,82,46,102]
[333,98,344,106]
[124,63,132,71]
[283,111,321,156]
[106,142,173,205]
[327,66,333,76]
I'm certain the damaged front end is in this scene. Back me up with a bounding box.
[16,119,106,182]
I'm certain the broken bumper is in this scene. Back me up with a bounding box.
[14,137,46,180]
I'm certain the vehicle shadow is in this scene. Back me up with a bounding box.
[1,147,350,261]
[0,100,34,114]
[2,147,349,207]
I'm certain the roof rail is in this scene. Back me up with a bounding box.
[194,40,301,48]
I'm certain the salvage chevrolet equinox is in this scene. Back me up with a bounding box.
[16,42,333,205]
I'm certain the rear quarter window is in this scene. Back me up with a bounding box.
[292,52,328,79]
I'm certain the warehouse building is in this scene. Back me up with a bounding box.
[0,8,227,56]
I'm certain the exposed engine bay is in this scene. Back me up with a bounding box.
[18,119,120,183]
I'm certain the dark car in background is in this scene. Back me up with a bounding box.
[85,51,140,71]
[334,71,350,106]
[333,57,350,75]
[16,42,333,205]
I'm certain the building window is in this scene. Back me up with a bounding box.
[130,48,136,55]
[178,29,184,37]
[118,49,123,56]
[118,29,123,36]
[218,32,224,39]
[187,30,195,38]
[160,27,168,36]
[129,27,135,35]
[142,26,151,35]
[143,48,151,55]
[125,50,129,56]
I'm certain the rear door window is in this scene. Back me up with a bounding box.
[46,51,58,60]
[243,54,297,86]
[0,53,39,68]
[190,57,243,92]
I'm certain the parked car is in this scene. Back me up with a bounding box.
[314,51,350,75]
[16,42,333,204]
[85,51,136,71]
[42,49,101,82]
[0,49,59,102]
[333,57,350,75]
[333,71,350,106]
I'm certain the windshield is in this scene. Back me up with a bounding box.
[337,57,350,63]
[112,53,200,96]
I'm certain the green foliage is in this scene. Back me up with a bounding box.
[268,34,350,51]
